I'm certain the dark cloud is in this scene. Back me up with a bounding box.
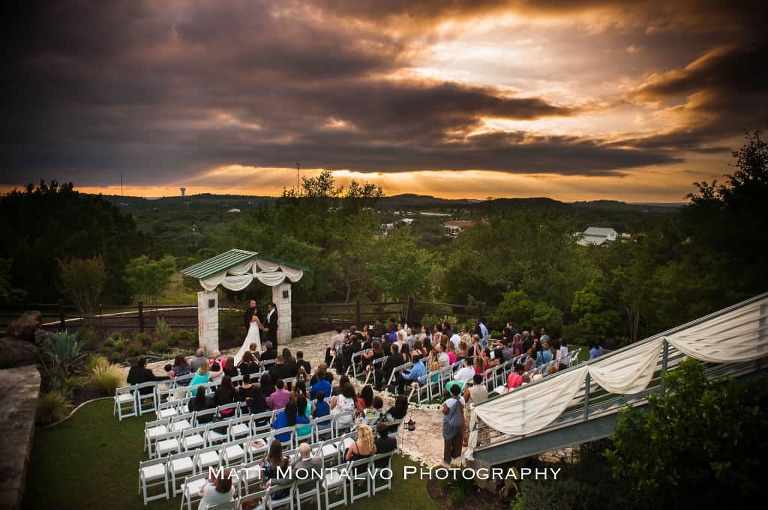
[1,0,765,188]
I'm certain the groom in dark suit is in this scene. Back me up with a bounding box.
[266,302,279,349]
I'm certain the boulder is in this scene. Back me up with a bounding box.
[0,337,40,368]
[5,311,42,342]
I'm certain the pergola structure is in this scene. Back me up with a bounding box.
[181,249,309,353]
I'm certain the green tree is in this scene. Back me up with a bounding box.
[125,255,176,304]
[571,283,623,342]
[605,359,768,508]
[368,228,435,305]
[57,256,107,314]
[0,181,145,303]
[0,259,26,304]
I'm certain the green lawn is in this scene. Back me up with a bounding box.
[23,399,442,510]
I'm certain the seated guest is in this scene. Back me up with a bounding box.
[295,394,312,438]
[395,354,426,394]
[260,373,276,398]
[311,391,331,421]
[261,341,278,362]
[326,326,345,367]
[272,443,322,489]
[187,386,215,421]
[223,356,239,378]
[269,355,293,382]
[267,379,291,410]
[189,348,207,373]
[245,382,268,416]
[506,364,525,392]
[189,360,216,396]
[345,424,377,468]
[309,364,332,400]
[171,354,192,382]
[272,401,308,443]
[197,467,234,510]
[382,344,405,385]
[330,382,357,430]
[214,376,237,417]
[331,375,350,397]
[465,374,489,405]
[588,339,604,360]
[127,357,171,393]
[237,373,256,401]
[296,350,311,375]
[374,422,398,466]
[238,351,260,377]
[453,358,475,383]
[258,440,291,500]
[386,395,409,422]
[358,385,374,412]
[360,396,385,427]
[282,348,298,378]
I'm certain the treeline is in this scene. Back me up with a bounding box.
[1,132,766,347]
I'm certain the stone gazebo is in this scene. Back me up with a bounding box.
[180,249,308,353]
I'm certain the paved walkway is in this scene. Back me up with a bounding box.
[0,366,41,510]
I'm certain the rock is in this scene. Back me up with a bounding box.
[0,337,40,368]
[5,311,42,342]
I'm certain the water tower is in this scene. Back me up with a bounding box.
[180,187,186,197]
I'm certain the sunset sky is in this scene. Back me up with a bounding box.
[3,1,767,202]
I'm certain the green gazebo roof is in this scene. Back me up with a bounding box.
[180,248,309,280]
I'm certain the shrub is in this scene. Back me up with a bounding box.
[134,332,153,346]
[165,334,179,347]
[155,316,171,337]
[151,340,169,353]
[128,344,146,358]
[36,391,73,425]
[89,358,125,396]
[104,331,126,350]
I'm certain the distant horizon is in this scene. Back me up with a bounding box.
[5,2,765,204]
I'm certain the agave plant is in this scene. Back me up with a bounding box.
[40,330,88,393]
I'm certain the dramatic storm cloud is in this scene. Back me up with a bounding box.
[2,0,766,200]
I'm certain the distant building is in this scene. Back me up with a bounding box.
[180,187,186,197]
[380,223,396,235]
[442,219,488,237]
[577,227,619,246]
[401,218,414,225]
[228,208,241,213]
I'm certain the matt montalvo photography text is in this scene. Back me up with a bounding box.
[210,465,562,482]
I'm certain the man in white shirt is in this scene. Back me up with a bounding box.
[453,358,475,382]
[325,326,346,366]
[435,343,450,368]
[449,329,461,350]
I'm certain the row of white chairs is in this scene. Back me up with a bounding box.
[141,420,402,506]
[145,409,352,460]
[179,442,398,510]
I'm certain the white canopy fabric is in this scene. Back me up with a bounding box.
[200,259,304,291]
[464,297,768,461]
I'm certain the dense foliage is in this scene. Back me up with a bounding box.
[0,181,146,304]
[2,133,766,347]
[605,359,768,508]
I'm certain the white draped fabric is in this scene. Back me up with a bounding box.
[665,304,768,363]
[199,258,304,291]
[588,337,664,394]
[466,297,768,458]
[474,366,588,436]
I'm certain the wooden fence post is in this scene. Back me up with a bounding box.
[138,300,145,333]
[59,299,66,331]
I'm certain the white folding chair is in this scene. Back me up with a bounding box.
[222,438,247,467]
[135,381,159,416]
[229,414,252,442]
[179,472,208,510]
[154,429,182,458]
[371,451,395,494]
[266,480,295,510]
[270,426,295,449]
[312,415,334,443]
[114,385,137,420]
[138,456,168,504]
[144,418,169,456]
[323,461,348,510]
[181,424,207,452]
[348,456,372,502]
[168,450,195,497]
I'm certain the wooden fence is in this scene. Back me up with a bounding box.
[0,298,494,342]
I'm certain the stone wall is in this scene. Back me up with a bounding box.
[0,366,41,510]
[197,290,219,354]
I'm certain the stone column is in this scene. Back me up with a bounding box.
[272,282,292,345]
[197,290,219,354]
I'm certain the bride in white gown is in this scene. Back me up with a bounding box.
[235,309,266,365]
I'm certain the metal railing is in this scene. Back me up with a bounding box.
[472,292,768,460]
